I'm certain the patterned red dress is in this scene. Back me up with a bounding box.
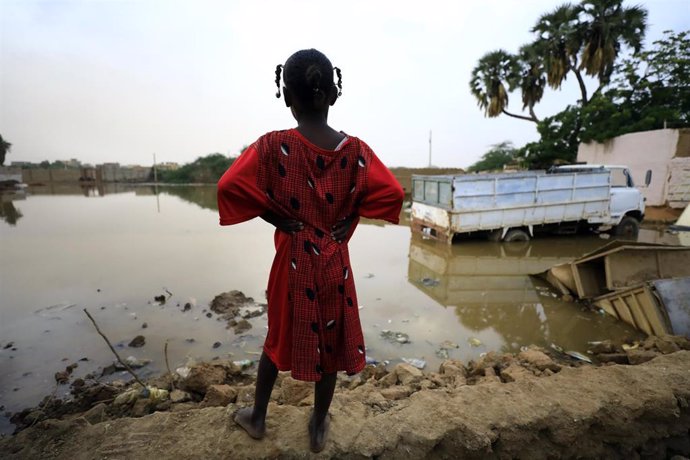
[218,128,403,381]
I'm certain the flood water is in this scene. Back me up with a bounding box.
[0,184,685,433]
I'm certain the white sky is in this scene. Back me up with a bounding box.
[1,0,688,168]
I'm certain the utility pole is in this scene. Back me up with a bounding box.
[428,130,432,167]
[153,153,158,183]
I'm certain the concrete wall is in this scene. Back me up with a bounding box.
[22,169,82,183]
[577,129,688,207]
[0,167,23,183]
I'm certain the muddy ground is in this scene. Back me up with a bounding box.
[2,336,690,459]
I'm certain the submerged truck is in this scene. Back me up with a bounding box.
[410,165,646,244]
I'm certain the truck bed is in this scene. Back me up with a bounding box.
[411,170,611,241]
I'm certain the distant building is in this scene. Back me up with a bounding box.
[578,128,690,208]
[157,162,179,171]
[96,163,151,182]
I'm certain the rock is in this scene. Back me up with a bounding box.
[626,349,658,365]
[236,386,255,404]
[155,401,172,412]
[597,353,629,364]
[201,385,237,407]
[380,386,411,400]
[518,349,561,372]
[141,323,148,329]
[170,389,192,404]
[183,302,192,312]
[179,363,227,394]
[55,371,70,384]
[170,402,198,413]
[212,342,221,349]
[83,403,107,425]
[128,335,146,348]
[439,360,465,378]
[589,340,620,355]
[281,377,312,405]
[210,291,254,317]
[206,312,213,318]
[378,371,398,388]
[233,319,252,335]
[71,378,85,390]
[130,399,152,417]
[500,364,535,383]
[66,363,78,373]
[394,363,423,385]
[360,364,387,382]
[645,335,682,354]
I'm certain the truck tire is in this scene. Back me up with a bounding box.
[503,228,531,242]
[613,216,640,239]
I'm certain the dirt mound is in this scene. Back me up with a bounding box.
[3,342,690,458]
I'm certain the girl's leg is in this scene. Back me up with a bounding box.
[234,351,278,439]
[309,372,337,452]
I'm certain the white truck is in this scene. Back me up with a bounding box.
[410,165,646,244]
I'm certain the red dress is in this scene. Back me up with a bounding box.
[218,128,403,381]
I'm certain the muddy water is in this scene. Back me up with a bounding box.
[0,184,683,433]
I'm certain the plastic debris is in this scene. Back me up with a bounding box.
[380,330,410,344]
[467,337,482,347]
[402,358,426,369]
[365,356,379,365]
[440,340,459,350]
[435,349,449,359]
[233,359,254,369]
[565,350,593,364]
[622,343,639,351]
[175,366,191,379]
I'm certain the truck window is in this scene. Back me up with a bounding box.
[413,180,424,200]
[610,168,629,187]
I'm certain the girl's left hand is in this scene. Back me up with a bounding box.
[331,215,355,243]
[261,211,304,234]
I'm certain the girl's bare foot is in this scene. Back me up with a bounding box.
[234,407,266,439]
[308,412,330,453]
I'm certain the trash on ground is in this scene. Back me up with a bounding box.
[402,358,426,369]
[564,350,592,364]
[467,337,482,347]
[232,359,253,369]
[421,278,440,287]
[380,330,410,344]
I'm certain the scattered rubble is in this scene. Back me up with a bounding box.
[209,291,266,334]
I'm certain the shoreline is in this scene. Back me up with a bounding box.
[2,336,690,458]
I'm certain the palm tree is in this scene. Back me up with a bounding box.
[516,44,547,122]
[470,50,537,122]
[531,3,589,102]
[0,134,11,167]
[579,0,647,85]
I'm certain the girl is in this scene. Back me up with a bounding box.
[217,49,403,453]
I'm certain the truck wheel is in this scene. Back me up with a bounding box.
[613,216,640,239]
[503,228,530,242]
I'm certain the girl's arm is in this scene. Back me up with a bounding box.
[217,145,270,225]
[358,153,405,224]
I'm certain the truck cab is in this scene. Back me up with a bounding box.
[549,165,646,236]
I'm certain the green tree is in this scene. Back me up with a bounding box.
[158,153,236,183]
[0,134,11,166]
[579,30,690,143]
[467,141,519,172]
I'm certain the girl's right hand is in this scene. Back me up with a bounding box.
[261,211,304,234]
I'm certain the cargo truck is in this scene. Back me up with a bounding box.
[410,165,646,243]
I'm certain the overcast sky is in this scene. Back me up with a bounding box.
[1,0,688,168]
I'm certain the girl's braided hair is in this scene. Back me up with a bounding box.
[274,49,342,109]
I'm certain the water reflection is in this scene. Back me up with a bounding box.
[407,234,641,353]
[0,190,25,225]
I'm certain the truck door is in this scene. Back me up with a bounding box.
[609,168,640,222]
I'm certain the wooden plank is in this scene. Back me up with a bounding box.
[549,264,577,294]
[628,290,654,336]
[572,259,609,298]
